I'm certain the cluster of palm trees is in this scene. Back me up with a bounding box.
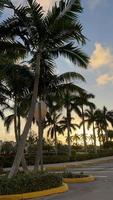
[0,0,112,178]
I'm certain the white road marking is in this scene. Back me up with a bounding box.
[96,176,107,178]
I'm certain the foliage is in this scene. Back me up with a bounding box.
[103,141,113,149]
[62,171,87,178]
[1,142,15,154]
[0,172,62,195]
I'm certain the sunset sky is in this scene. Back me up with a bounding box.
[0,0,113,141]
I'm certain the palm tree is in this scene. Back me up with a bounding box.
[72,133,81,146]
[84,108,97,153]
[1,64,33,171]
[95,107,113,142]
[77,92,95,152]
[60,116,79,159]
[1,0,89,177]
[107,130,113,141]
[46,112,63,155]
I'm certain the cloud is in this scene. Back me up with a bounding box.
[13,0,55,10]
[37,0,55,11]
[90,43,113,69]
[96,73,113,85]
[87,0,103,10]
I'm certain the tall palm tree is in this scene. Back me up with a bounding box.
[1,64,33,171]
[77,92,95,152]
[84,108,97,153]
[95,107,113,142]
[0,0,89,177]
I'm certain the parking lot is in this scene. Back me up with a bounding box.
[38,160,113,200]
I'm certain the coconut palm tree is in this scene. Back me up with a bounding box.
[84,107,97,153]
[77,92,95,152]
[72,133,81,146]
[60,116,79,159]
[95,107,113,142]
[46,112,63,155]
[0,0,89,177]
[107,130,113,141]
[1,64,34,171]
[34,70,85,171]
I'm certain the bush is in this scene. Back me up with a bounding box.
[43,155,68,164]
[0,172,62,195]
[74,152,97,161]
[0,168,3,175]
[103,141,113,149]
[62,171,88,178]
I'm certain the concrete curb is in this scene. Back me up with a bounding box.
[63,176,95,183]
[0,183,68,200]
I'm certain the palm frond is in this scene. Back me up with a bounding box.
[58,71,85,83]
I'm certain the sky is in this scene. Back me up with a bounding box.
[1,0,113,141]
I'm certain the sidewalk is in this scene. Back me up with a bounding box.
[4,156,113,171]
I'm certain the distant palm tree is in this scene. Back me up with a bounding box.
[70,133,80,146]
[46,72,85,159]
[77,92,95,152]
[60,116,79,159]
[88,134,95,146]
[95,107,113,142]
[107,130,113,141]
[84,108,97,153]
[46,112,63,155]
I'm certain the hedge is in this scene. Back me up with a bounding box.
[0,172,62,195]
[1,149,113,168]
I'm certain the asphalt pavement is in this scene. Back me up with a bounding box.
[35,160,113,200]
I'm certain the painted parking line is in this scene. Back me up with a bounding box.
[96,176,108,178]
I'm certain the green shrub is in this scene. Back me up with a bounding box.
[43,155,68,164]
[0,172,62,195]
[103,141,113,149]
[0,168,3,175]
[62,171,88,178]
[74,152,97,161]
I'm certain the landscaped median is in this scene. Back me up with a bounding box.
[63,175,95,183]
[62,172,95,183]
[0,183,68,200]
[0,172,68,200]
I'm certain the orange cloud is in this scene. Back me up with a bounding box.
[37,0,55,11]
[96,73,113,86]
[90,43,113,69]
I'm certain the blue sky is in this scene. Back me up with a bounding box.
[1,0,113,141]
[56,0,113,110]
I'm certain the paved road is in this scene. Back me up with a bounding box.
[34,160,113,200]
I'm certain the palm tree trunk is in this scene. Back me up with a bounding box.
[101,129,105,145]
[97,127,102,147]
[17,115,28,172]
[82,106,87,152]
[54,125,58,155]
[93,122,97,153]
[8,54,41,178]
[67,108,71,160]
[14,98,19,142]
[34,102,44,171]
[34,127,40,171]
[14,99,28,172]
[105,126,108,142]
